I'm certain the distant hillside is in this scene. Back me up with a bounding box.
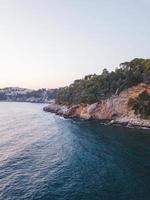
[0,87,59,103]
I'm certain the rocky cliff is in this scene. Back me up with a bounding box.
[43,83,150,128]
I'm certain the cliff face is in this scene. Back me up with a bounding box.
[44,83,150,128]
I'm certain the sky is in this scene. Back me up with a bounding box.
[0,0,150,89]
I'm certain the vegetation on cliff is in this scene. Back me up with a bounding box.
[128,91,150,119]
[56,58,150,105]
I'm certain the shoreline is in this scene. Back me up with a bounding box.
[43,103,150,129]
[43,84,150,129]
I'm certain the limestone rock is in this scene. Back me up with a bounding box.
[43,84,150,128]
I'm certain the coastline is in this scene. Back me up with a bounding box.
[43,83,150,129]
[43,103,150,129]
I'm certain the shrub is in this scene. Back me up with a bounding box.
[128,91,150,119]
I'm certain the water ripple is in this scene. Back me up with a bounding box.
[0,102,150,200]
